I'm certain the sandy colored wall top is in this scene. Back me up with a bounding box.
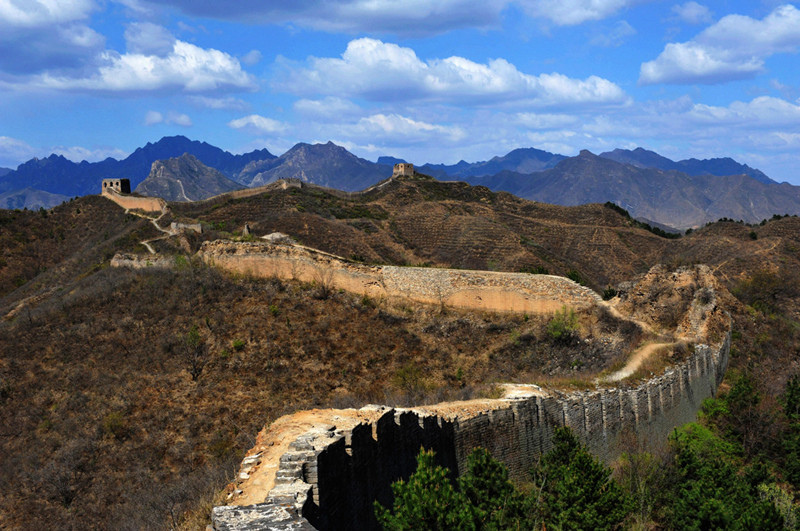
[198,240,601,315]
[101,191,165,213]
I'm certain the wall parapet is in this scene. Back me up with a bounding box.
[198,240,600,314]
[212,311,731,530]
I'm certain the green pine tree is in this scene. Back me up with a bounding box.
[457,447,529,530]
[531,427,631,530]
[375,447,531,530]
[667,423,783,530]
[374,449,476,531]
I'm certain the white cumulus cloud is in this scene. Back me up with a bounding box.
[124,22,175,56]
[137,0,642,34]
[0,136,37,167]
[0,136,129,167]
[293,97,362,120]
[36,39,257,92]
[345,113,466,144]
[0,0,103,74]
[134,0,507,36]
[240,49,262,66]
[277,38,627,108]
[228,114,287,134]
[144,110,163,125]
[188,95,250,111]
[51,145,128,162]
[515,112,580,129]
[686,96,800,128]
[641,4,800,85]
[166,111,192,126]
[590,20,636,47]
[144,110,193,126]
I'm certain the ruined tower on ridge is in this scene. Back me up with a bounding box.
[101,178,131,195]
[392,163,414,177]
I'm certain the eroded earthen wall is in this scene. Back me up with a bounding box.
[102,192,165,213]
[198,241,600,315]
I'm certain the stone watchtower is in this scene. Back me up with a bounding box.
[101,178,131,195]
[392,163,414,177]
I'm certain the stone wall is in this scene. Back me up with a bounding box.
[101,191,165,213]
[198,241,600,315]
[110,252,176,269]
[212,319,730,531]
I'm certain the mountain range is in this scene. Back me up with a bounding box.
[417,147,567,179]
[466,150,800,229]
[0,136,274,201]
[0,187,70,210]
[1,135,797,229]
[599,147,774,184]
[237,141,392,191]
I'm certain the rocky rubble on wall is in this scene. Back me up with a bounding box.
[110,252,174,269]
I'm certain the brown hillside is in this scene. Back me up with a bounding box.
[1,178,800,528]
[0,196,157,301]
[171,176,670,288]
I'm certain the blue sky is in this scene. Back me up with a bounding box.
[2,1,800,184]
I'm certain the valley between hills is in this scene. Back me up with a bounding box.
[2,169,800,528]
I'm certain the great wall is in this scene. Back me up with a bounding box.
[207,263,729,530]
[101,179,166,213]
[99,175,732,531]
[197,240,601,315]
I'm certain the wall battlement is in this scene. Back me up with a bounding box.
[212,318,730,530]
[198,240,601,315]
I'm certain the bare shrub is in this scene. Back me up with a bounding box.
[39,439,96,507]
[181,325,209,382]
[312,266,335,300]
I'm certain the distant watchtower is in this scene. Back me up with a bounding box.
[392,163,414,177]
[101,178,131,195]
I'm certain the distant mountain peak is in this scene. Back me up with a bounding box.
[419,146,566,179]
[135,153,242,201]
[242,141,387,191]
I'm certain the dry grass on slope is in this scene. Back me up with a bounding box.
[0,260,639,529]
[0,196,159,302]
[169,178,671,289]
